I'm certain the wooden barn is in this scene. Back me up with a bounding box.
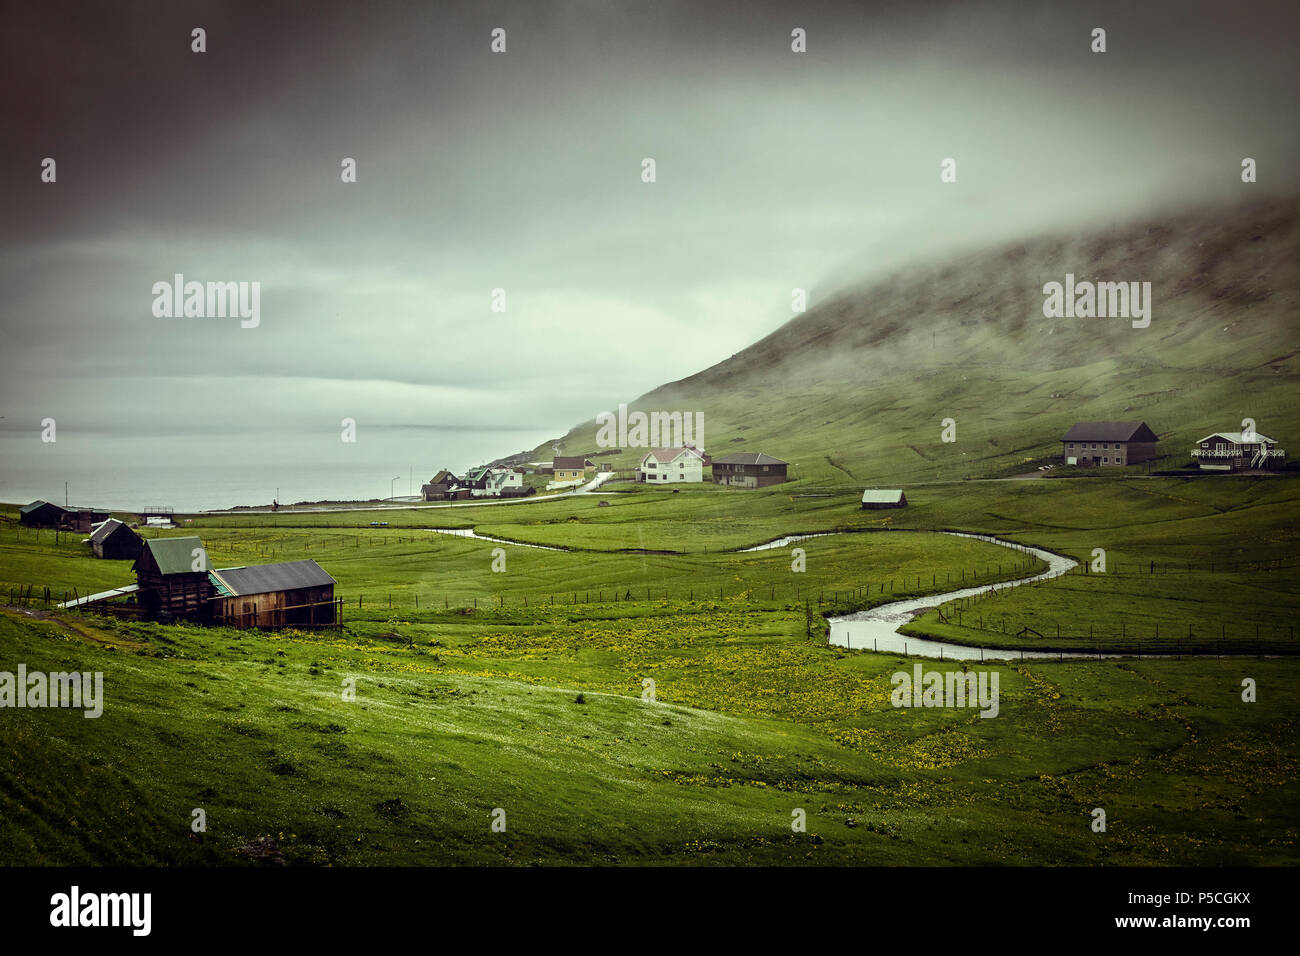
[88,518,142,560]
[20,500,67,528]
[209,560,338,629]
[132,536,213,619]
[861,489,907,510]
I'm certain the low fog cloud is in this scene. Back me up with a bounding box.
[1,0,1296,434]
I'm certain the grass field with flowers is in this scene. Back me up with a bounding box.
[1,475,1297,865]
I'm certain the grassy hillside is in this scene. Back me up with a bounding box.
[540,196,1300,486]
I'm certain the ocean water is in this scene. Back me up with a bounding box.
[0,426,554,513]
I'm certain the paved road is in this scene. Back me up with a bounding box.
[202,471,616,516]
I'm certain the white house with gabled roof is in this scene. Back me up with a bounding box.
[636,446,705,484]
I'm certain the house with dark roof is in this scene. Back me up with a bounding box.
[549,456,593,489]
[637,447,705,484]
[88,518,142,560]
[1061,422,1159,467]
[208,559,337,628]
[421,469,462,501]
[711,452,788,488]
[421,482,452,501]
[1191,429,1286,471]
[461,465,493,490]
[132,536,213,618]
[20,500,67,528]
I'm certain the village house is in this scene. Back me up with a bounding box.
[1061,421,1159,466]
[461,465,493,492]
[88,518,142,560]
[421,468,465,501]
[1191,429,1286,471]
[548,456,594,490]
[711,452,789,488]
[861,489,907,510]
[473,467,525,497]
[636,447,705,484]
[208,559,337,628]
[132,536,214,619]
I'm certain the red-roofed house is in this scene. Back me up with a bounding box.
[636,447,705,484]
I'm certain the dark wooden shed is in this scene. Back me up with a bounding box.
[20,500,67,528]
[89,518,142,560]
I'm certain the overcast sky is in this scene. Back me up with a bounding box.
[1,0,1297,437]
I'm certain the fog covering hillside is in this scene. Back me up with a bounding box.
[538,195,1300,486]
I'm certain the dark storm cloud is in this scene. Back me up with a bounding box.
[1,0,1297,433]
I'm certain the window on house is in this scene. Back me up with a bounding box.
[1103,457,1109,463]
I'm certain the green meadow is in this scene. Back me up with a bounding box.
[1,472,1298,865]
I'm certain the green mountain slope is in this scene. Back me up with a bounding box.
[544,196,1300,486]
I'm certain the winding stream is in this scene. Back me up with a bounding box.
[426,525,1235,660]
[425,527,565,551]
[827,531,1101,660]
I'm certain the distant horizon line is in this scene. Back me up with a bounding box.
[0,422,560,436]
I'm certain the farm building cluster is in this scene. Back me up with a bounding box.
[61,534,339,629]
[421,465,536,500]
[1060,420,1287,471]
[424,449,797,493]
